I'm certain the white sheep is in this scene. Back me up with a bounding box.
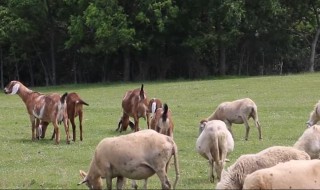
[215,146,310,189]
[205,98,262,140]
[196,120,234,183]
[306,100,320,127]
[293,124,320,159]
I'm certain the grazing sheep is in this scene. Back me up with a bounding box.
[150,103,174,137]
[205,98,261,140]
[117,84,148,132]
[306,100,320,127]
[216,146,310,189]
[78,129,180,190]
[293,124,320,159]
[4,80,70,144]
[50,92,89,141]
[196,120,234,183]
[243,159,320,189]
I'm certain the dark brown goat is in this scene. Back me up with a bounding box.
[150,103,174,137]
[4,80,69,144]
[116,84,148,132]
[49,92,89,141]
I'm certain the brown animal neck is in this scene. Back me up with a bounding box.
[16,83,35,104]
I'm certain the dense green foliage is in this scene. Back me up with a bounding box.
[0,73,319,189]
[1,0,320,86]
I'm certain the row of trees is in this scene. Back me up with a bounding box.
[1,0,320,87]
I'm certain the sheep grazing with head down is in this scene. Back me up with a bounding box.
[215,146,310,190]
[196,120,234,183]
[306,100,320,127]
[204,98,262,140]
[293,124,320,159]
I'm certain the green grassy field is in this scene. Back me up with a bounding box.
[0,73,319,189]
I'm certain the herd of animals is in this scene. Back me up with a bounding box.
[3,80,320,189]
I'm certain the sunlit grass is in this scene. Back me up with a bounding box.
[0,73,319,189]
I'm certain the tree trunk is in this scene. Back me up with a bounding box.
[72,52,77,84]
[309,27,320,72]
[28,60,35,86]
[50,30,56,85]
[32,42,49,86]
[123,47,130,81]
[0,47,3,89]
[219,44,226,76]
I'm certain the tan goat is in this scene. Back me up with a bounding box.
[78,129,180,190]
[205,98,262,140]
[150,103,174,137]
[49,92,89,141]
[148,98,162,129]
[116,84,148,132]
[4,80,70,144]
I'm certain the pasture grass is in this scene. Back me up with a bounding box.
[0,73,319,189]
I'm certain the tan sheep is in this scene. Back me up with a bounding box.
[293,124,320,159]
[196,120,234,183]
[205,98,261,140]
[306,100,320,127]
[215,146,310,189]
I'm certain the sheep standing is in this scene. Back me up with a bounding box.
[196,120,234,183]
[293,124,320,159]
[216,146,310,189]
[205,98,261,140]
[306,100,320,127]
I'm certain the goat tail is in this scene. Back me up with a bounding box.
[139,84,144,99]
[162,103,168,122]
[60,92,68,103]
[77,99,89,106]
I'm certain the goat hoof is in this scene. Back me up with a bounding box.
[66,140,70,144]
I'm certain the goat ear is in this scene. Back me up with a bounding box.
[11,83,20,94]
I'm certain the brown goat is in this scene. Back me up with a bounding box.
[4,80,70,144]
[49,92,89,141]
[150,103,174,137]
[148,98,162,129]
[116,84,148,132]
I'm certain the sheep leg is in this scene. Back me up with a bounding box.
[131,180,138,190]
[142,178,148,190]
[241,115,250,140]
[255,120,262,140]
[206,153,215,183]
[79,110,83,141]
[156,170,171,190]
[116,176,126,190]
[106,177,112,190]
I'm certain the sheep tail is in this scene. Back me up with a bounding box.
[162,103,168,122]
[60,92,68,103]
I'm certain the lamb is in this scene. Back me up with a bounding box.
[293,124,320,159]
[49,92,89,141]
[4,80,70,144]
[78,129,180,190]
[215,146,310,189]
[150,103,174,137]
[116,84,148,132]
[196,120,234,183]
[306,100,320,127]
[204,98,262,140]
[243,159,320,189]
